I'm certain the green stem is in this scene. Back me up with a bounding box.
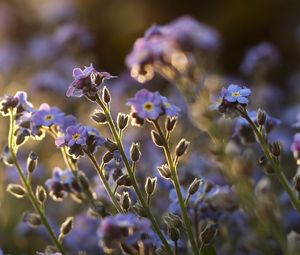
[8,110,65,254]
[240,108,300,212]
[175,241,178,255]
[85,151,123,213]
[95,94,173,255]
[153,120,199,255]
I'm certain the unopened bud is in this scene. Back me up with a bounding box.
[175,139,190,157]
[36,185,47,203]
[257,109,267,126]
[117,113,129,130]
[164,213,183,229]
[60,217,74,235]
[116,174,132,187]
[91,111,107,124]
[121,192,131,211]
[102,151,114,163]
[200,223,218,245]
[269,141,281,157]
[157,164,171,179]
[145,177,157,195]
[151,130,164,147]
[168,227,180,242]
[165,117,177,132]
[293,173,300,192]
[23,212,41,227]
[7,184,26,198]
[130,142,141,162]
[102,87,111,103]
[27,151,38,173]
[258,156,274,174]
[188,178,201,195]
[1,145,14,166]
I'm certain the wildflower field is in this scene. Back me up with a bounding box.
[1,1,300,254]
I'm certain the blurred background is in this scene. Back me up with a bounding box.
[1,0,300,254]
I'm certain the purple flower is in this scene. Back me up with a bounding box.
[291,133,300,164]
[31,103,64,127]
[224,84,251,104]
[45,167,80,201]
[65,125,87,147]
[127,89,163,120]
[66,64,115,98]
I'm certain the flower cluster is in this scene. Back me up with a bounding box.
[66,64,116,100]
[127,89,180,125]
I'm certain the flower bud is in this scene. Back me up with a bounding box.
[204,181,213,193]
[121,192,131,211]
[7,184,26,198]
[168,227,180,242]
[27,151,38,173]
[200,223,218,245]
[269,141,281,157]
[102,151,114,163]
[1,145,14,166]
[102,87,111,103]
[36,185,47,203]
[14,128,30,146]
[157,164,171,179]
[117,113,129,130]
[258,156,274,175]
[151,130,164,147]
[257,109,267,126]
[145,177,157,195]
[116,174,132,187]
[130,142,141,162]
[188,178,201,195]
[293,173,300,192]
[60,217,74,236]
[175,139,190,157]
[91,110,107,124]
[78,172,90,190]
[165,117,177,132]
[164,213,183,229]
[23,212,41,227]
[133,203,147,217]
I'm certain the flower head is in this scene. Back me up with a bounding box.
[31,103,64,128]
[127,89,180,125]
[67,64,116,98]
[224,84,251,104]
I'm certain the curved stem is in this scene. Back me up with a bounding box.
[94,94,173,255]
[153,120,199,255]
[239,108,300,212]
[85,151,123,213]
[8,111,65,254]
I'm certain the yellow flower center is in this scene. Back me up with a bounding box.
[231,92,240,97]
[44,114,54,121]
[72,133,81,140]
[143,102,154,111]
[164,102,171,108]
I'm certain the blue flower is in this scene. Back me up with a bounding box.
[161,96,181,117]
[224,84,251,104]
[127,89,163,120]
[31,103,64,127]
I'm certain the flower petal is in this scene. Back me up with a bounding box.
[237,96,248,104]
[239,88,251,97]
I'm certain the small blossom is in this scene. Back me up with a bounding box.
[224,84,251,104]
[291,133,300,164]
[31,103,64,128]
[161,96,181,117]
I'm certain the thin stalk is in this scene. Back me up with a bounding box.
[239,108,300,212]
[175,241,178,255]
[85,151,123,213]
[94,94,173,255]
[153,120,199,255]
[8,110,65,254]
